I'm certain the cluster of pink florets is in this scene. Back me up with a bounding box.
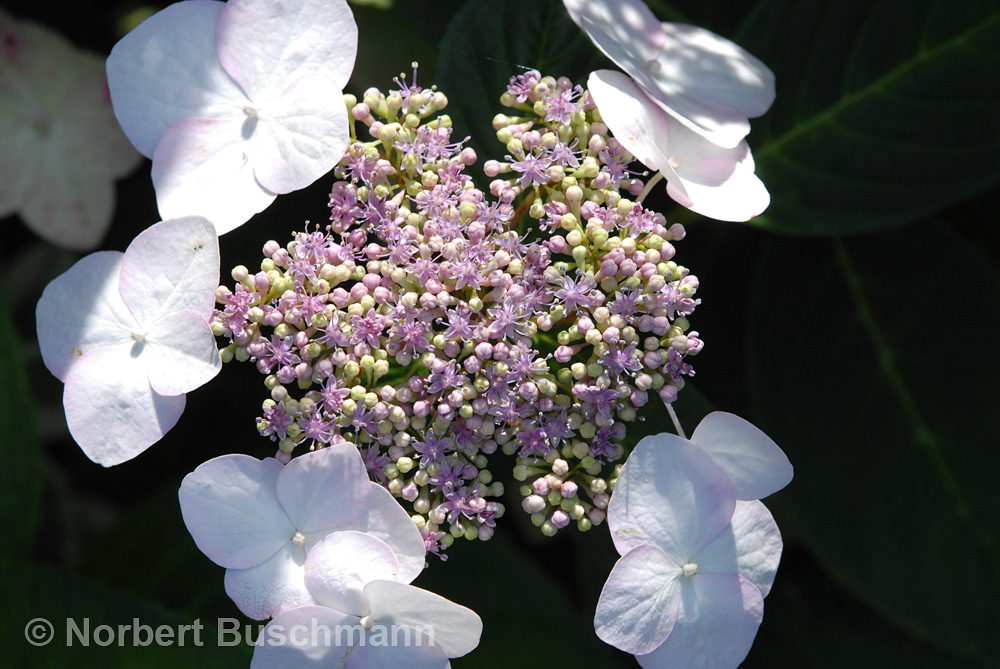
[212,68,702,555]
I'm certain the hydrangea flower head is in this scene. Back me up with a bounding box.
[107,0,358,233]
[0,9,140,249]
[35,216,221,465]
[563,0,775,149]
[594,431,784,667]
[178,443,426,620]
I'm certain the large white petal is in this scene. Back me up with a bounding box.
[249,74,350,194]
[216,0,357,99]
[588,70,670,173]
[697,500,783,598]
[249,605,356,668]
[277,444,371,533]
[62,346,184,466]
[151,116,277,234]
[225,541,313,620]
[304,531,400,617]
[36,251,134,381]
[338,483,426,583]
[608,434,735,561]
[347,637,449,669]
[636,574,764,669]
[594,544,682,655]
[119,216,220,325]
[690,412,793,499]
[106,0,248,158]
[143,309,221,396]
[179,455,294,569]
[365,580,483,658]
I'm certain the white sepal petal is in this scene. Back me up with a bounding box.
[691,412,793,499]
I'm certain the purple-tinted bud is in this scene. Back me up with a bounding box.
[348,229,366,248]
[532,477,550,495]
[372,286,391,303]
[518,382,539,401]
[247,339,267,357]
[264,310,284,327]
[600,259,617,276]
[619,259,637,277]
[277,366,296,384]
[478,525,494,541]
[492,342,509,360]
[272,248,290,266]
[652,316,669,335]
[254,272,271,291]
[554,346,574,363]
[275,450,292,465]
[640,262,657,279]
[419,292,437,309]
[295,363,311,379]
[589,507,607,525]
[630,389,648,407]
[352,102,371,120]
[331,288,351,308]
[602,327,620,344]
[464,356,482,374]
[644,351,663,368]
[548,236,567,254]
[577,317,594,333]
[560,481,578,498]
[472,397,488,414]
[538,397,554,412]
[407,376,424,392]
[658,384,678,404]
[401,482,419,501]
[362,273,381,291]
[461,147,477,165]
[447,389,465,407]
[373,402,390,420]
[444,341,462,358]
[484,160,501,177]
[466,415,483,430]
[262,240,281,257]
[551,510,570,528]
[350,283,369,301]
[413,400,431,417]
[593,171,612,189]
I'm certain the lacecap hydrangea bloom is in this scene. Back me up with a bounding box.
[212,67,706,556]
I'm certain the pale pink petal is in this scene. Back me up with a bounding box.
[151,116,277,234]
[588,70,670,172]
[225,541,313,620]
[690,412,793,499]
[35,251,134,381]
[594,544,682,655]
[63,346,184,466]
[249,605,356,668]
[106,0,248,158]
[249,74,350,194]
[563,0,665,62]
[635,574,764,669]
[697,500,783,598]
[216,0,357,99]
[143,310,221,396]
[339,483,426,583]
[608,434,735,561]
[118,216,220,324]
[663,122,770,222]
[304,531,400,617]
[348,638,449,669]
[365,580,483,659]
[277,444,370,533]
[179,455,295,569]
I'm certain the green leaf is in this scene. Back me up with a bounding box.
[0,297,44,567]
[413,525,632,667]
[746,222,1000,661]
[740,1,1000,234]
[1,565,250,668]
[434,0,602,163]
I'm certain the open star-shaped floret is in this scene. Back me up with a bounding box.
[563,0,774,149]
[178,444,427,620]
[106,0,357,233]
[594,433,784,667]
[35,216,221,465]
[0,9,140,249]
[588,69,769,222]
[249,531,482,668]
